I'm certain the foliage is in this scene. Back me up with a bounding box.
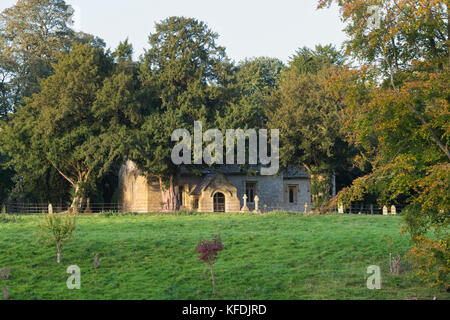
[267,53,355,211]
[0,0,74,117]
[196,235,224,264]
[1,43,140,211]
[38,213,76,263]
[319,0,449,287]
[406,235,449,290]
[99,211,138,217]
[215,57,283,131]
[289,44,346,75]
[132,17,234,211]
[195,235,223,295]
[0,205,19,223]
[0,153,14,203]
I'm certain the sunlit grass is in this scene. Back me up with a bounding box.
[0,213,447,300]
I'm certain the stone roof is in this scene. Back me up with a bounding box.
[180,164,309,179]
[283,165,309,179]
[190,173,217,195]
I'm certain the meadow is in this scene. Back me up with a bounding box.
[0,212,447,300]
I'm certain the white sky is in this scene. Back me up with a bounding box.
[1,0,347,63]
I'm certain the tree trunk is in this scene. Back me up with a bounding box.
[159,176,180,212]
[57,244,61,264]
[70,184,84,214]
[209,263,217,295]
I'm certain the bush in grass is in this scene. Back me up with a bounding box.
[195,235,223,295]
[0,267,11,280]
[38,213,76,263]
[406,235,449,291]
[0,206,20,224]
[99,211,138,217]
[99,210,119,217]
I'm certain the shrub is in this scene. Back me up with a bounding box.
[99,210,119,217]
[0,267,11,280]
[99,211,138,217]
[406,235,449,291]
[195,235,224,295]
[0,206,20,224]
[38,213,76,263]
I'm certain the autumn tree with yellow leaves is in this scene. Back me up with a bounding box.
[318,0,449,289]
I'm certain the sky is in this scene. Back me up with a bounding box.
[0,0,348,63]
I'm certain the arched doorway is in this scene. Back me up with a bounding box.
[213,192,225,212]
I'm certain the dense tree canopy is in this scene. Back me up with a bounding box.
[1,43,140,211]
[0,0,74,116]
[266,45,355,211]
[215,57,284,131]
[131,17,235,211]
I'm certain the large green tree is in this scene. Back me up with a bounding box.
[0,0,74,115]
[267,45,353,212]
[132,16,234,211]
[215,57,284,131]
[1,43,140,211]
[0,0,107,204]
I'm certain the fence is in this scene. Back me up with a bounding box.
[0,202,123,214]
[0,201,404,215]
[341,202,405,215]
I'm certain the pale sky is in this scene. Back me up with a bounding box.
[1,0,347,63]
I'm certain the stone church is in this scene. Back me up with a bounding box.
[118,160,311,213]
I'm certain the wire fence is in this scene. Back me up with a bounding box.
[0,202,123,214]
[0,201,405,215]
[341,202,405,215]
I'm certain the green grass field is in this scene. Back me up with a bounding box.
[0,212,447,300]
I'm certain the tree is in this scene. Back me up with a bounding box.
[215,57,284,131]
[289,44,345,75]
[133,17,234,211]
[0,0,74,114]
[39,213,76,263]
[0,0,107,204]
[319,0,449,289]
[1,43,140,211]
[266,45,352,212]
[195,235,224,295]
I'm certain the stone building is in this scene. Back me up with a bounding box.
[118,160,311,213]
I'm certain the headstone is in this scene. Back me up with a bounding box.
[241,194,249,212]
[48,203,53,214]
[391,205,397,215]
[383,206,388,216]
[338,203,344,214]
[304,202,309,214]
[370,204,374,215]
[253,195,261,213]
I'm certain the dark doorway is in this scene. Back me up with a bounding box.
[213,192,225,212]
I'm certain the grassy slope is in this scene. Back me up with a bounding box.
[0,213,447,300]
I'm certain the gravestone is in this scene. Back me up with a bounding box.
[254,195,261,213]
[391,205,397,215]
[383,206,388,216]
[241,194,249,212]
